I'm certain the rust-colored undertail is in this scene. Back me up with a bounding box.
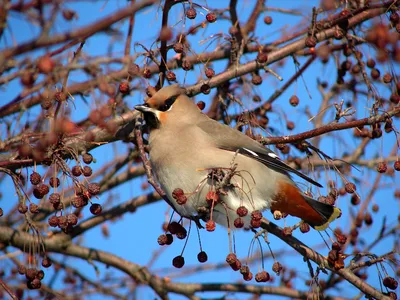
[271,182,341,231]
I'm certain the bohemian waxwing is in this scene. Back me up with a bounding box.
[135,85,341,230]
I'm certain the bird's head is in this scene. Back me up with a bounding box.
[135,84,199,129]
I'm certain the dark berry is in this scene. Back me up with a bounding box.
[197,251,208,263]
[90,203,102,215]
[172,256,185,268]
[82,153,93,164]
[82,166,92,177]
[30,172,41,185]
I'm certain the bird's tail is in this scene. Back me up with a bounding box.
[303,195,341,231]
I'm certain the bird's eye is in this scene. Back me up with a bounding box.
[158,96,177,112]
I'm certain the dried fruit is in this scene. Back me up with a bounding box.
[119,81,130,94]
[30,172,41,185]
[88,183,100,195]
[82,153,93,164]
[255,271,270,282]
[272,261,283,275]
[166,71,176,81]
[233,217,244,228]
[205,68,215,78]
[264,16,273,25]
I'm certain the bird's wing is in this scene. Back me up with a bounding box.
[196,119,322,188]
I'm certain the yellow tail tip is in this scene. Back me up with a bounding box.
[314,207,342,231]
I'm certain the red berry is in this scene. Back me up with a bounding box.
[49,177,60,188]
[82,153,93,164]
[197,101,206,110]
[226,253,237,265]
[289,95,299,106]
[251,210,262,220]
[206,220,216,232]
[345,182,356,194]
[186,8,197,19]
[205,68,215,78]
[157,234,168,246]
[377,162,387,173]
[272,261,283,275]
[119,81,130,94]
[264,16,273,25]
[234,217,244,228]
[236,206,248,217]
[255,271,270,282]
[30,172,41,185]
[166,71,176,82]
[206,12,217,23]
[394,161,400,171]
[300,223,310,233]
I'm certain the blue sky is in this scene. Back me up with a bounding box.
[1,0,398,299]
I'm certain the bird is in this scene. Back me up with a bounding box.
[135,84,341,231]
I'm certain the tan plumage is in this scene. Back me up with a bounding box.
[135,85,341,230]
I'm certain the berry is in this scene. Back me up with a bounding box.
[251,210,262,220]
[49,193,61,205]
[18,265,26,275]
[236,206,248,217]
[25,268,37,280]
[157,234,168,246]
[173,43,184,53]
[289,95,299,106]
[250,219,261,228]
[197,101,206,110]
[172,256,185,268]
[206,220,216,232]
[71,165,82,176]
[49,177,60,188]
[30,172,41,185]
[206,191,219,206]
[197,251,208,263]
[234,217,244,228]
[366,58,376,68]
[345,182,356,194]
[351,194,360,205]
[166,71,176,82]
[119,81,130,94]
[67,214,78,226]
[82,166,92,177]
[394,161,400,171]
[240,265,250,275]
[33,184,50,199]
[256,52,268,63]
[377,162,387,173]
[29,203,39,214]
[48,215,59,227]
[37,56,55,74]
[186,8,197,19]
[206,12,217,23]
[176,227,187,240]
[243,271,253,281]
[88,183,101,195]
[337,234,347,244]
[251,74,262,85]
[272,261,283,275]
[226,253,237,265]
[200,84,211,94]
[90,203,102,215]
[165,233,173,245]
[18,203,28,214]
[255,271,270,282]
[300,223,310,233]
[168,221,181,234]
[205,68,215,78]
[82,153,93,164]
[264,16,272,25]
[383,276,398,290]
[283,227,293,236]
[27,278,41,290]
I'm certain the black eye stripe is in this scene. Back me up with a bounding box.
[158,96,177,112]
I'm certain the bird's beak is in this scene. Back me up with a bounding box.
[134,104,152,113]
